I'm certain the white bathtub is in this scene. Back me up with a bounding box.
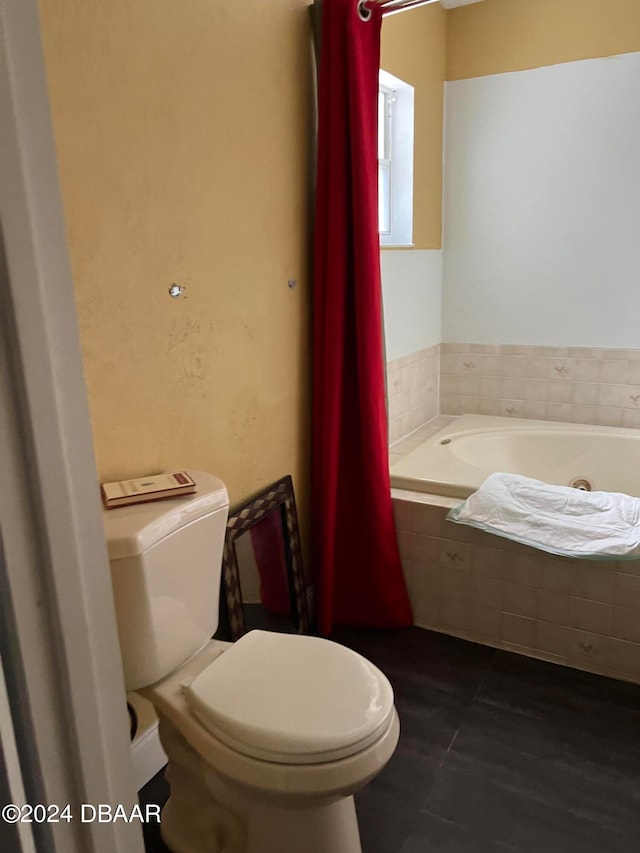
[390,414,640,499]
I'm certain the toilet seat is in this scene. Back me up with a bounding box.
[183,630,394,765]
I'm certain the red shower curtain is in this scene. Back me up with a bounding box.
[312,0,413,635]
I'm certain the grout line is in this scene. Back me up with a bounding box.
[469,646,498,708]
[438,646,497,771]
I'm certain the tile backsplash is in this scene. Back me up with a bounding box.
[386,343,640,446]
[386,345,439,444]
[440,343,640,429]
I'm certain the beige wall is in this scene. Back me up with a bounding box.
[447,0,640,80]
[381,4,447,250]
[38,0,313,515]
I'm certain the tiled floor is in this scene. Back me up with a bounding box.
[139,627,640,852]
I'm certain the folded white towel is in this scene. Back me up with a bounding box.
[447,472,640,559]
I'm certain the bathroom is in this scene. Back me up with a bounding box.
[1,1,640,852]
[382,0,640,685]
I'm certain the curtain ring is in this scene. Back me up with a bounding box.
[357,0,372,21]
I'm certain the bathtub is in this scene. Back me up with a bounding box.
[390,414,640,499]
[389,414,640,684]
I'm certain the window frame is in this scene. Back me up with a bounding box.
[378,70,415,248]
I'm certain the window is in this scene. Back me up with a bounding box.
[378,70,414,247]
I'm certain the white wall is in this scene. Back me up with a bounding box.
[382,249,442,361]
[442,51,640,347]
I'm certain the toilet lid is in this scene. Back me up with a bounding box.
[183,630,395,764]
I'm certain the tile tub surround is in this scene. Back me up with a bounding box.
[440,343,640,428]
[387,345,439,445]
[392,492,640,685]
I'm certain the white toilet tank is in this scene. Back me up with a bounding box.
[103,471,229,691]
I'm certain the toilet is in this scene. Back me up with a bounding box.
[104,471,399,853]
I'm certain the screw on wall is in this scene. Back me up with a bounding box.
[169,284,186,298]
[288,280,298,290]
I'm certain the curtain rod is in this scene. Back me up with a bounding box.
[357,0,440,20]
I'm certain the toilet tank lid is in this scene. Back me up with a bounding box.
[103,470,229,559]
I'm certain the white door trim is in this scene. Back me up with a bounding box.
[0,2,145,851]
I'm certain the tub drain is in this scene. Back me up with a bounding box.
[570,477,591,491]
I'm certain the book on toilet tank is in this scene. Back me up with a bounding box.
[101,471,197,509]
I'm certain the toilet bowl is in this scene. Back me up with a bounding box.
[104,472,399,853]
[144,633,399,853]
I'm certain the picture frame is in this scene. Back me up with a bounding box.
[221,475,311,641]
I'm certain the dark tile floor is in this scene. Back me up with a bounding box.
[139,627,640,852]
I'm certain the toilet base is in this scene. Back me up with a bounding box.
[157,713,363,853]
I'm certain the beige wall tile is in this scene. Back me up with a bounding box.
[616,561,640,578]
[440,374,457,396]
[505,553,542,588]
[575,359,601,382]
[601,360,629,384]
[572,564,614,603]
[522,379,549,401]
[407,503,445,536]
[440,567,469,601]
[458,375,481,396]
[607,638,640,677]
[610,607,640,644]
[568,629,608,668]
[622,410,640,429]
[479,398,502,416]
[548,381,574,403]
[411,594,441,630]
[595,408,623,427]
[525,357,551,380]
[438,539,471,572]
[396,530,415,560]
[503,583,538,618]
[440,597,472,632]
[442,519,475,543]
[572,598,611,635]
[598,384,640,409]
[412,534,440,564]
[546,403,573,422]
[498,400,524,418]
[440,395,456,415]
[535,622,572,657]
[471,575,504,609]
[388,389,411,420]
[497,378,521,399]
[501,613,536,647]
[480,376,502,397]
[393,489,640,683]
[537,589,572,625]
[440,353,460,373]
[473,606,501,640]
[570,405,598,425]
[457,395,481,415]
[402,556,434,586]
[614,573,640,610]
[572,383,599,405]
[523,401,548,420]
[393,500,412,531]
[548,358,576,380]
[541,561,575,594]
[472,546,505,580]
